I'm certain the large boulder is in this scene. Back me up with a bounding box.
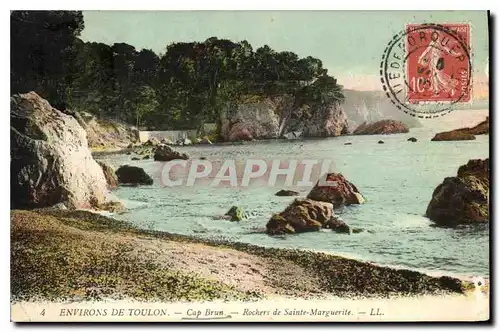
[115,165,153,185]
[266,198,333,235]
[426,159,489,226]
[353,120,409,135]
[10,92,111,209]
[153,145,189,162]
[307,173,365,208]
[97,161,119,189]
[431,117,489,141]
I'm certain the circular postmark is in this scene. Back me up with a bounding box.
[380,23,472,118]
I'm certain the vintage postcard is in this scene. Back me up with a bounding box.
[10,10,490,322]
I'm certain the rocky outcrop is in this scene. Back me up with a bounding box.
[266,198,361,235]
[97,161,119,189]
[467,117,489,135]
[153,145,189,162]
[431,132,476,141]
[284,103,350,137]
[115,165,153,185]
[266,199,333,234]
[307,173,365,208]
[65,110,139,150]
[267,173,365,235]
[353,120,409,135]
[426,159,489,226]
[275,189,300,197]
[220,96,350,141]
[11,92,111,210]
[220,98,282,141]
[431,117,489,141]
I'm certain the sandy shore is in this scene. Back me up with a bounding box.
[11,209,481,304]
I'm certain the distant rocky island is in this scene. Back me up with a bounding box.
[431,117,489,141]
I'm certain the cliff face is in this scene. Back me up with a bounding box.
[283,102,349,137]
[220,97,285,141]
[220,96,349,141]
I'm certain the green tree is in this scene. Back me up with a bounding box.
[11,10,84,109]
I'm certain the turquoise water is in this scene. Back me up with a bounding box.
[98,126,490,278]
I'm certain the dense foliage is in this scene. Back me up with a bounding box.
[11,11,344,131]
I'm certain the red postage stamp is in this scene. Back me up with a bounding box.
[405,23,471,103]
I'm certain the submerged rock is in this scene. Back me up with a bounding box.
[275,189,300,197]
[115,165,153,185]
[153,145,189,162]
[307,173,365,208]
[407,137,418,142]
[97,161,119,190]
[10,92,110,209]
[426,158,489,226]
[353,120,409,135]
[378,140,384,144]
[225,206,244,222]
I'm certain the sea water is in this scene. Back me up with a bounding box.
[99,110,490,277]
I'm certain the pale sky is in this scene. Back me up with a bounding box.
[81,10,489,91]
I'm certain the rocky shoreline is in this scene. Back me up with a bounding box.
[11,208,474,303]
